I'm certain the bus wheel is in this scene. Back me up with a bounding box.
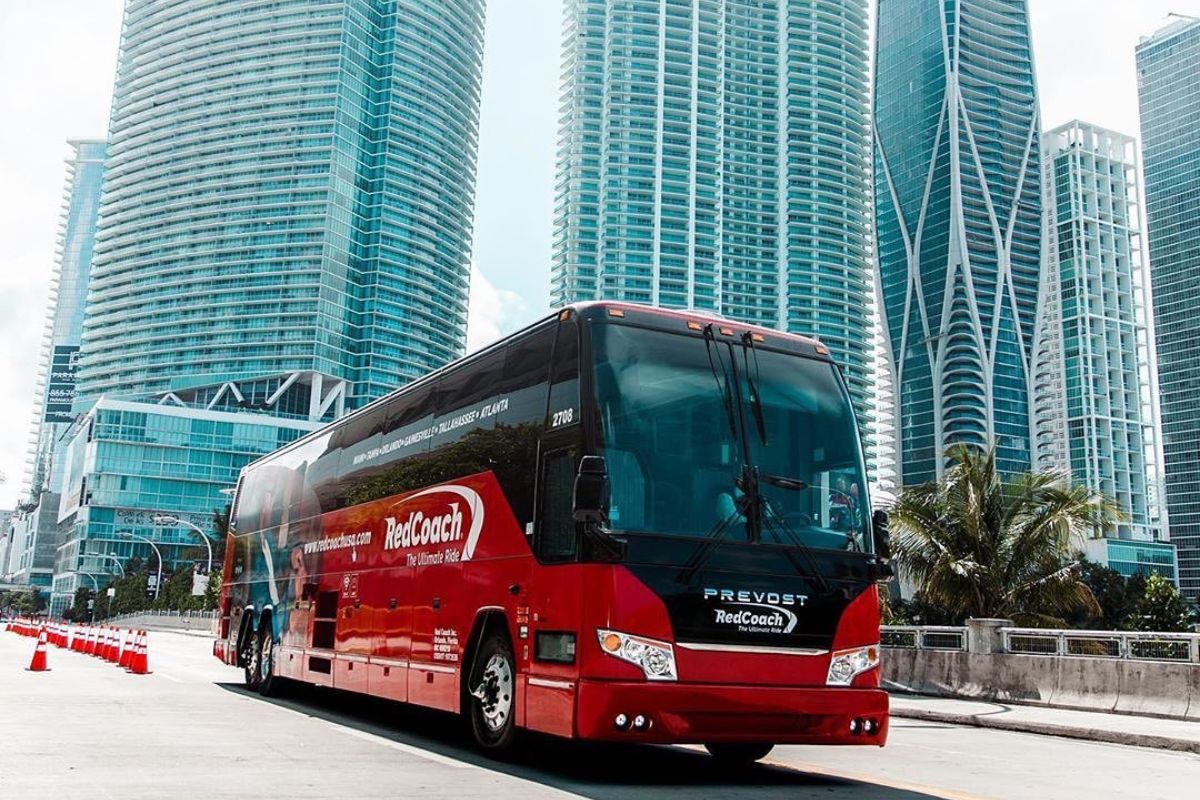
[467,632,517,751]
[704,743,774,764]
[257,624,280,697]
[241,625,261,691]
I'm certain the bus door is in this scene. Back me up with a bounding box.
[522,316,584,737]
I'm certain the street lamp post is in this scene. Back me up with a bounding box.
[117,531,163,600]
[153,514,212,575]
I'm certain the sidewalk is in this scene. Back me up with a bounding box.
[889,693,1200,754]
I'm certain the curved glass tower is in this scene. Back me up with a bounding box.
[874,0,1042,483]
[79,0,484,410]
[552,0,873,418]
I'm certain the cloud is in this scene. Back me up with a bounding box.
[466,264,530,353]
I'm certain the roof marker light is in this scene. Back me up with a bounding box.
[751,333,765,343]
[687,321,703,331]
[608,308,626,318]
[719,326,734,336]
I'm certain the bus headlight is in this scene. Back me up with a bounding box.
[597,629,677,681]
[826,645,879,686]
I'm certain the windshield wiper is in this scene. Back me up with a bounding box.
[739,332,768,446]
[677,328,833,594]
[703,325,738,441]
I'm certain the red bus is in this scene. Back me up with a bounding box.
[214,302,891,762]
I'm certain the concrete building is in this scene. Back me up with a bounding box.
[1034,121,1175,582]
[874,0,1043,484]
[1136,16,1200,599]
[551,0,874,419]
[9,501,61,589]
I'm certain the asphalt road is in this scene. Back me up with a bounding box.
[1,629,1195,799]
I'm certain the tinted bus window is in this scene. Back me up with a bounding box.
[491,325,556,527]
[547,317,580,430]
[336,382,436,508]
[429,350,505,452]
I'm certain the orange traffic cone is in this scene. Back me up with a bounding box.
[84,627,96,656]
[26,628,50,672]
[119,630,134,669]
[105,628,117,662]
[127,630,150,675]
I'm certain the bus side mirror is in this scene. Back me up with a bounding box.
[572,455,610,524]
[872,509,892,563]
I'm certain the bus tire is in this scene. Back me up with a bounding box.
[240,617,261,692]
[257,619,281,697]
[467,631,517,752]
[704,742,774,764]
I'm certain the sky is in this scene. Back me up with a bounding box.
[0,0,1196,508]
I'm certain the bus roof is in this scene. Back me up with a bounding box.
[237,302,830,475]
[569,301,827,350]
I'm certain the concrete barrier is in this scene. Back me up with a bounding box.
[100,612,216,636]
[883,647,1200,721]
[1050,655,1120,713]
[1114,660,1193,719]
[1189,663,1200,721]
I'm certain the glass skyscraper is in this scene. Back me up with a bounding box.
[8,139,106,589]
[49,399,316,615]
[24,140,106,500]
[551,0,874,417]
[1034,121,1175,581]
[1137,16,1200,599]
[874,0,1042,484]
[79,0,484,411]
[46,0,486,607]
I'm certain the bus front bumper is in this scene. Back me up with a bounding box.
[575,680,888,745]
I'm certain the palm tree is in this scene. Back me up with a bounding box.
[890,444,1121,626]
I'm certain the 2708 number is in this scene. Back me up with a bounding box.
[551,408,575,427]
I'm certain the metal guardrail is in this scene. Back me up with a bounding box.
[881,625,967,651]
[104,609,217,624]
[1002,628,1200,663]
[881,624,1200,663]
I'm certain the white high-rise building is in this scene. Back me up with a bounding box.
[1034,120,1175,581]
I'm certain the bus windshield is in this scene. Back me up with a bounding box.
[592,323,870,552]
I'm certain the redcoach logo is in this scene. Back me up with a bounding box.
[382,484,485,564]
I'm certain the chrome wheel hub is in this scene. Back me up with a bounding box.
[471,653,513,732]
[259,634,273,681]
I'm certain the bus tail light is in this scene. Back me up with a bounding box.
[596,629,677,681]
[826,645,879,686]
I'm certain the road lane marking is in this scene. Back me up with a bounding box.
[333,726,472,769]
[763,756,1002,800]
[256,696,472,769]
[153,671,184,683]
